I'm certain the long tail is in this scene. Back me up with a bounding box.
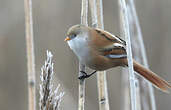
[133,60,171,92]
[124,59,171,92]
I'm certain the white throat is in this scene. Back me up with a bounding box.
[67,34,90,62]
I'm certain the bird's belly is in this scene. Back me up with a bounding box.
[84,55,119,71]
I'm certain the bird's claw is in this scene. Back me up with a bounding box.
[78,71,90,80]
[78,70,97,80]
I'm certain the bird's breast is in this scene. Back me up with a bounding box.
[67,35,92,63]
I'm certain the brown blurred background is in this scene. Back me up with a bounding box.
[0,0,171,110]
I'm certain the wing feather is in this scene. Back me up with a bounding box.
[102,43,127,59]
[88,27,127,59]
[95,28,126,46]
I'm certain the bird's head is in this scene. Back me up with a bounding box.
[64,24,87,41]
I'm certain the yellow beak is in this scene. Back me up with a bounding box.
[64,37,71,41]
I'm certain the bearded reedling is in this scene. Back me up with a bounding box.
[65,24,171,92]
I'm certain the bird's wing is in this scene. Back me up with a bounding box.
[102,42,127,59]
[88,27,126,49]
[94,28,126,46]
[89,27,127,59]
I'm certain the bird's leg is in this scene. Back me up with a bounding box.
[78,70,97,80]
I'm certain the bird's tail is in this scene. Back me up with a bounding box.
[124,59,171,92]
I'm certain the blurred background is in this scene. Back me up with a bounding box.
[0,0,171,110]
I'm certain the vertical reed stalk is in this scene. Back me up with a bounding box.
[78,0,88,110]
[24,0,36,110]
[127,0,156,109]
[119,0,137,110]
[89,0,110,110]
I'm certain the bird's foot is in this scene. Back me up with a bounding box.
[78,70,97,80]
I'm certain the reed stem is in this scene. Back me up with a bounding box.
[24,0,36,109]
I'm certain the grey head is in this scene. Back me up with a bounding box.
[65,24,90,62]
[66,24,88,41]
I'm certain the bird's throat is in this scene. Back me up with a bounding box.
[67,35,90,62]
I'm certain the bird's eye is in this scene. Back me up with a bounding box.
[73,34,77,37]
[70,34,77,39]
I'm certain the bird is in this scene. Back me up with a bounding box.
[64,24,171,92]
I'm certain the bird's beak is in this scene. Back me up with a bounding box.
[64,37,71,41]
